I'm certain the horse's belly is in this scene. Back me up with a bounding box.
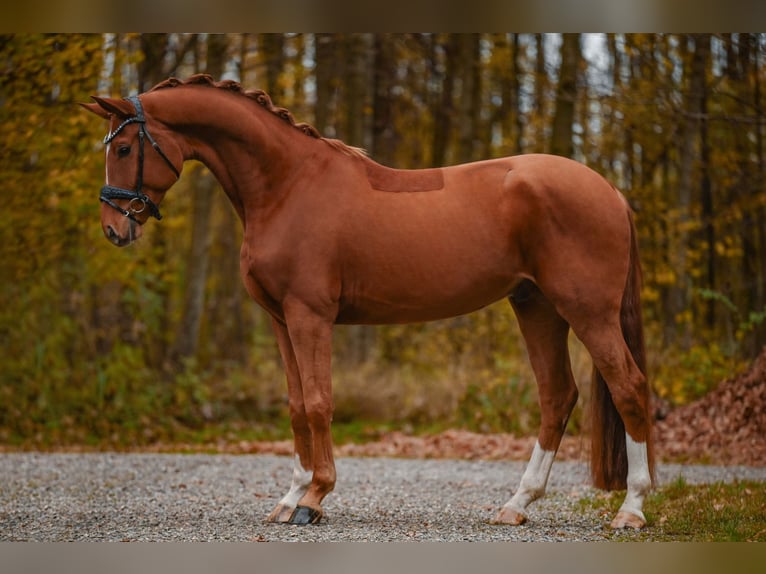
[336,273,516,325]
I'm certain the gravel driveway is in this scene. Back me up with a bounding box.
[1,453,764,541]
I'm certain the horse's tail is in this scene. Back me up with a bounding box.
[590,207,655,491]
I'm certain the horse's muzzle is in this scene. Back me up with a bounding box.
[104,221,139,247]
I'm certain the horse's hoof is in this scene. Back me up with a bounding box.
[490,506,528,526]
[266,504,295,523]
[610,510,646,529]
[289,505,323,525]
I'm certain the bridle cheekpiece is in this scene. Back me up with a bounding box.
[100,95,180,223]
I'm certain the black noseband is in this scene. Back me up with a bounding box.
[100,185,162,221]
[100,95,180,223]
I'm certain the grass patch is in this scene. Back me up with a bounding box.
[580,477,766,541]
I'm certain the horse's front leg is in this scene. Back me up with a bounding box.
[267,317,315,523]
[277,301,336,525]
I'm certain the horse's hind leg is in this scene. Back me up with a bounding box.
[492,281,578,525]
[575,321,652,529]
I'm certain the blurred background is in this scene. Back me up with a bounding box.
[1,33,764,448]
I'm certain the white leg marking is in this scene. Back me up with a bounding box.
[618,434,652,521]
[279,454,313,509]
[502,441,556,514]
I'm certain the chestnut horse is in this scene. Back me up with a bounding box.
[83,74,654,529]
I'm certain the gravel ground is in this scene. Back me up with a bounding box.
[1,453,764,541]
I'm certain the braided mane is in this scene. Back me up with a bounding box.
[150,74,367,159]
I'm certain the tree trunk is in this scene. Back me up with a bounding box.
[534,33,546,116]
[260,34,285,102]
[697,34,714,330]
[344,33,376,363]
[313,33,337,135]
[668,34,709,349]
[549,33,581,158]
[139,34,168,92]
[372,34,397,164]
[169,34,226,364]
[491,33,521,156]
[431,34,457,167]
[344,34,370,148]
[456,33,481,164]
[754,36,766,353]
[738,34,766,355]
[511,33,524,154]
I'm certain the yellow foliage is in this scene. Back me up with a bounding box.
[651,343,745,406]
[2,34,766,446]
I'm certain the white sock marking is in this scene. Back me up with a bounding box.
[619,434,651,520]
[279,454,313,509]
[502,441,556,513]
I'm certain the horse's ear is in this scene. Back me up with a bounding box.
[84,96,136,119]
[79,101,111,119]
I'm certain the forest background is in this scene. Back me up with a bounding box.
[1,33,765,448]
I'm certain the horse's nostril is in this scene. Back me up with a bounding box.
[106,225,121,245]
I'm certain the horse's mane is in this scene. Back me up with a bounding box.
[150,74,367,160]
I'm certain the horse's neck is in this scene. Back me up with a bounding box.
[153,89,316,218]
[179,100,291,183]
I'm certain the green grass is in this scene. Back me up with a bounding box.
[580,477,766,541]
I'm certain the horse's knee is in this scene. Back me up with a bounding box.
[303,391,333,428]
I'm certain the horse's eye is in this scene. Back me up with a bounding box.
[117,145,131,158]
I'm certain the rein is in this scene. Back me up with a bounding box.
[100,95,180,223]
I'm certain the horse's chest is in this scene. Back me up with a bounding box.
[239,247,286,320]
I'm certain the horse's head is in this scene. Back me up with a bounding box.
[81,95,182,246]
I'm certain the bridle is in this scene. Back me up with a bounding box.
[101,95,180,223]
